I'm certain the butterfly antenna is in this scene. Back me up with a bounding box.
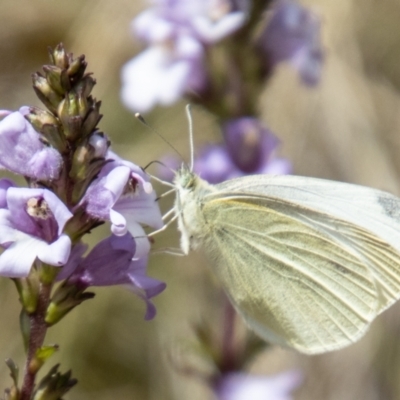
[185,104,195,171]
[135,113,184,163]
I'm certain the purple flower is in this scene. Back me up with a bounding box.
[194,118,291,184]
[223,117,279,173]
[215,370,302,400]
[0,184,72,277]
[134,0,247,44]
[121,35,205,113]
[0,108,63,180]
[121,0,247,112]
[81,151,163,258]
[260,0,323,85]
[58,234,166,320]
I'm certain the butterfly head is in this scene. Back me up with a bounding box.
[174,164,198,191]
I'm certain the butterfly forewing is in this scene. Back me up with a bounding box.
[199,192,400,354]
[215,175,400,313]
[293,205,400,312]
[216,175,400,253]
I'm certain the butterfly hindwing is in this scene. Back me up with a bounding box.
[199,192,400,354]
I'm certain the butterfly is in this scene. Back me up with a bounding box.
[172,166,400,354]
[143,107,400,355]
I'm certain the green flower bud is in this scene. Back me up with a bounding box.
[24,107,68,151]
[73,74,96,99]
[81,101,102,137]
[25,107,59,127]
[13,271,40,314]
[67,54,87,82]
[29,345,59,375]
[33,365,77,400]
[57,94,83,140]
[5,358,19,390]
[32,73,63,114]
[45,283,95,326]
[5,358,20,400]
[49,43,68,69]
[43,65,70,95]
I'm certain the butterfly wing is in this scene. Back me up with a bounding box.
[199,181,400,354]
[214,175,400,313]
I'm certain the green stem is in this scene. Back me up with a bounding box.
[19,282,52,400]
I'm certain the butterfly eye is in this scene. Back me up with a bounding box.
[185,176,196,190]
[177,167,196,190]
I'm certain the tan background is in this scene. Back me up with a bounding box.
[1,0,400,399]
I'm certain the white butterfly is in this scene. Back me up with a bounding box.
[148,107,400,355]
[173,166,400,355]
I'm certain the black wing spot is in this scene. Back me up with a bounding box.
[378,195,400,222]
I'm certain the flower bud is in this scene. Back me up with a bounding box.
[32,73,63,114]
[57,93,78,118]
[73,74,96,99]
[76,93,89,119]
[5,359,19,400]
[57,94,84,140]
[45,282,95,325]
[70,145,93,179]
[81,101,102,137]
[24,107,59,127]
[32,364,77,400]
[43,65,70,95]
[67,54,87,82]
[49,43,69,69]
[23,107,67,151]
[40,124,67,153]
[28,345,59,375]
[13,272,40,314]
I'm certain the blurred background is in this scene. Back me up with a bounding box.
[2,0,400,399]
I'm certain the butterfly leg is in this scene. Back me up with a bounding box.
[150,174,175,188]
[148,213,179,237]
[156,188,175,202]
[151,247,185,256]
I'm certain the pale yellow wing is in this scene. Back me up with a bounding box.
[200,194,400,354]
[214,175,400,314]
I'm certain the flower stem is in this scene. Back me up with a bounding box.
[20,282,52,400]
[220,295,237,373]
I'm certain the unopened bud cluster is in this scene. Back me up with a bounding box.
[29,44,108,209]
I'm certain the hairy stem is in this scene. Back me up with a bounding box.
[20,282,52,400]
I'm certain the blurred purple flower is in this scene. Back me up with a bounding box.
[134,0,247,45]
[194,118,291,184]
[121,0,247,112]
[215,370,302,400]
[58,234,166,320]
[0,108,63,180]
[0,185,72,277]
[121,35,206,113]
[81,151,163,258]
[260,0,323,85]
